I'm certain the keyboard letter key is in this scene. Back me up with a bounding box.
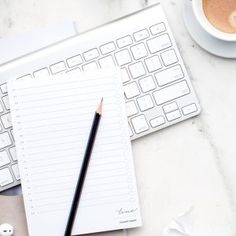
[121,68,131,83]
[12,164,20,180]
[131,43,148,60]
[0,132,12,149]
[82,62,98,71]
[124,82,140,99]
[9,147,17,161]
[0,103,4,113]
[50,61,66,74]
[83,48,99,61]
[17,74,32,80]
[1,113,12,129]
[34,68,50,79]
[133,29,149,42]
[67,55,83,67]
[129,62,146,79]
[161,49,178,66]
[150,23,166,35]
[0,150,10,167]
[145,56,162,72]
[98,56,115,68]
[139,76,156,93]
[128,123,133,137]
[2,96,10,110]
[100,42,116,54]
[0,83,7,94]
[137,95,154,111]
[115,50,132,66]
[117,35,133,48]
[126,101,138,117]
[0,168,13,187]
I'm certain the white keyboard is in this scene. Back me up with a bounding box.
[0,3,200,192]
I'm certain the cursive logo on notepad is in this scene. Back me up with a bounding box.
[117,208,138,215]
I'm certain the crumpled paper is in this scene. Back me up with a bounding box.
[162,207,194,236]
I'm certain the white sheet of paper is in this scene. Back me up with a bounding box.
[162,207,194,236]
[7,69,142,236]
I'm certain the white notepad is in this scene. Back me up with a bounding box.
[8,69,142,236]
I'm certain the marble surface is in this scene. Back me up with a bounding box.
[1,0,236,235]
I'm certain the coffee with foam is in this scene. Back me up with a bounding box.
[203,0,236,34]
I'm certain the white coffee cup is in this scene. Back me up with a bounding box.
[191,0,236,41]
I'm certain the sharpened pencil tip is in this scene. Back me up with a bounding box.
[96,98,103,115]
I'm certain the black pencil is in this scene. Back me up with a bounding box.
[64,98,103,236]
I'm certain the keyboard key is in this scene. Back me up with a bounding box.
[9,147,17,161]
[150,116,165,128]
[0,168,13,186]
[66,67,81,74]
[155,65,184,86]
[67,54,83,67]
[130,43,148,60]
[2,96,10,110]
[147,34,172,54]
[117,35,132,48]
[150,22,166,35]
[163,102,178,113]
[153,80,190,105]
[133,29,149,41]
[0,83,7,94]
[124,82,140,99]
[82,61,98,71]
[131,115,149,134]
[10,130,14,141]
[83,48,99,61]
[166,110,181,121]
[139,76,156,93]
[137,95,154,111]
[161,49,178,66]
[182,103,197,115]
[33,68,50,79]
[126,101,138,117]
[98,56,115,68]
[0,132,12,149]
[100,42,116,54]
[1,113,12,129]
[121,68,131,83]
[145,55,162,72]
[50,61,66,74]
[115,49,132,66]
[0,103,4,113]
[128,123,133,137]
[11,164,20,180]
[17,74,32,80]
[0,150,10,167]
[129,62,146,79]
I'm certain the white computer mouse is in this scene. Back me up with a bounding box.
[0,224,14,236]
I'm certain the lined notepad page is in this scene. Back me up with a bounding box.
[8,69,142,236]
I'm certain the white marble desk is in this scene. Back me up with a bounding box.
[1,0,236,235]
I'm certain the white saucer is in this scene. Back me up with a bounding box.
[183,0,236,58]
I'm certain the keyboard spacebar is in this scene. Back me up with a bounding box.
[153,80,190,105]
